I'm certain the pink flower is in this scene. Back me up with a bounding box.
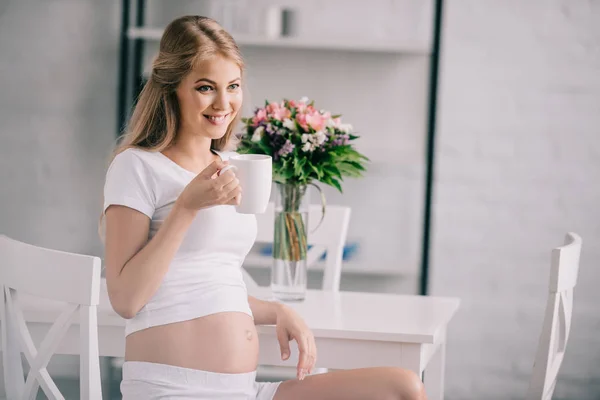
[333,117,342,127]
[306,111,327,131]
[266,102,280,115]
[296,102,308,113]
[252,108,267,126]
[265,102,291,121]
[296,113,309,131]
[273,107,291,121]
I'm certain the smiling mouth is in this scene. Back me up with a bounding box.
[204,114,230,124]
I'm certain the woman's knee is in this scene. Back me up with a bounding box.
[384,367,426,400]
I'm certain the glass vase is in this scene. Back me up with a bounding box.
[270,183,309,301]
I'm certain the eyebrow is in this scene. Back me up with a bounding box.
[194,77,241,85]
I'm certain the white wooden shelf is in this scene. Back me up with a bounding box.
[127,27,430,55]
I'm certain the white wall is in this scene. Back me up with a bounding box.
[0,0,119,257]
[432,1,600,399]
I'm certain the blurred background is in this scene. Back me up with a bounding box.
[0,0,598,399]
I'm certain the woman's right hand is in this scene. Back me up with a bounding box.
[177,160,241,211]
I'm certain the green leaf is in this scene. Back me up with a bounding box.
[256,137,273,155]
[323,176,343,193]
[324,164,343,180]
[346,161,366,171]
[293,157,306,177]
[337,163,360,177]
[308,162,323,180]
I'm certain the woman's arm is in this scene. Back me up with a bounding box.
[250,296,317,377]
[104,159,239,319]
[104,202,197,319]
[248,295,284,325]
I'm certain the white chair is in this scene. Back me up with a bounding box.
[242,202,352,292]
[0,235,103,400]
[527,232,582,400]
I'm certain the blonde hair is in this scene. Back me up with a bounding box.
[114,15,244,158]
[99,16,244,241]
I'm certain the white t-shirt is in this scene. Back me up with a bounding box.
[103,147,255,336]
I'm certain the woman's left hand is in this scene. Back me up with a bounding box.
[275,304,317,381]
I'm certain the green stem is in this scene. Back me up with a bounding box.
[273,184,308,261]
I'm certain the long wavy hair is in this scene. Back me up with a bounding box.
[113,15,244,159]
[99,16,244,241]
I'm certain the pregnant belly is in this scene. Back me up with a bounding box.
[124,312,260,373]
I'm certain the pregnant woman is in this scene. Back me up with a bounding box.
[101,15,426,400]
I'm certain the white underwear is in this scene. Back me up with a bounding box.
[121,361,281,400]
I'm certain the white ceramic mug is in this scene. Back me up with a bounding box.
[220,154,272,214]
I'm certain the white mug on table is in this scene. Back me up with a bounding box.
[220,154,272,214]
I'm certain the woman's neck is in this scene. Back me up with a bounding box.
[164,131,217,173]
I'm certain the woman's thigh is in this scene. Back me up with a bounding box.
[272,367,426,400]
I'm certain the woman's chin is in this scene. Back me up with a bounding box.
[209,130,229,142]
[198,123,229,139]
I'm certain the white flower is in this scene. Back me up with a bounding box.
[314,131,327,145]
[283,118,296,131]
[339,123,353,134]
[300,96,309,103]
[302,142,313,152]
[251,126,265,142]
[301,133,310,143]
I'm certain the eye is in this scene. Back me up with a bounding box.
[196,85,213,93]
[228,83,240,90]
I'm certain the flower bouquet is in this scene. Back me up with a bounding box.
[237,97,368,300]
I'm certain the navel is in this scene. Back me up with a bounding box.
[245,330,253,340]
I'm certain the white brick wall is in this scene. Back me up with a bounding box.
[0,0,119,257]
[432,1,600,399]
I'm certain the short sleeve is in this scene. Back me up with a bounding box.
[103,149,156,218]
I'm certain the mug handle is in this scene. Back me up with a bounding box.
[308,182,326,234]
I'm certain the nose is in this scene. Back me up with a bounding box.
[212,89,228,111]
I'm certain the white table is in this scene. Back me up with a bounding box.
[18,280,460,400]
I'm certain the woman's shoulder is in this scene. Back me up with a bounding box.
[111,147,159,169]
[114,146,154,160]
[105,147,165,186]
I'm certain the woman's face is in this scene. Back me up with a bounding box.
[176,55,242,140]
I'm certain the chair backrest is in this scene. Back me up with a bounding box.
[527,232,582,400]
[243,202,351,292]
[0,235,102,400]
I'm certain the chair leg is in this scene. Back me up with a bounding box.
[1,287,25,398]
